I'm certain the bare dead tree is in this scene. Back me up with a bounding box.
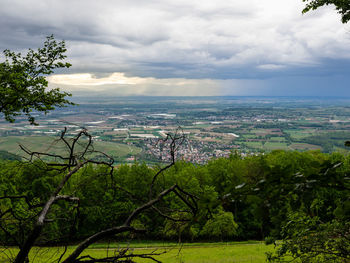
[1,127,197,263]
[62,128,197,263]
[9,128,114,263]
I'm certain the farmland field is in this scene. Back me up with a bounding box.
[1,97,350,163]
[0,136,141,160]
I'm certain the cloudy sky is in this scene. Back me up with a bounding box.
[1,0,349,96]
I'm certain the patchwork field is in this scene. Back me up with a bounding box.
[1,98,350,163]
[0,136,141,160]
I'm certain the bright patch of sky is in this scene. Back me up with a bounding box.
[0,0,349,96]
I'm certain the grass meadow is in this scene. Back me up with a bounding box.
[0,241,274,263]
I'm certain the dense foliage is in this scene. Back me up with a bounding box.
[0,35,73,124]
[1,149,348,262]
[302,0,350,23]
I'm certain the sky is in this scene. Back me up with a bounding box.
[0,0,349,97]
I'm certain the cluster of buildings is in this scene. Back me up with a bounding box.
[142,138,234,164]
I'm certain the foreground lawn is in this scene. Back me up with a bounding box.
[1,241,274,263]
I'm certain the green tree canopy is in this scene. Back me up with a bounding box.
[0,35,73,124]
[302,0,350,23]
[200,210,238,241]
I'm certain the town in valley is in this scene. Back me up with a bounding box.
[1,96,350,164]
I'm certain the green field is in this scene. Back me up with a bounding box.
[241,134,257,139]
[268,137,286,142]
[263,142,289,151]
[289,143,321,150]
[0,136,141,160]
[284,129,317,139]
[237,141,290,151]
[0,242,274,263]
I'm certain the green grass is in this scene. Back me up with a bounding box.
[289,143,321,151]
[284,129,316,140]
[241,134,257,139]
[263,142,289,151]
[156,242,273,263]
[268,137,286,142]
[244,142,264,148]
[242,141,289,151]
[251,129,269,134]
[1,242,274,263]
[0,136,141,159]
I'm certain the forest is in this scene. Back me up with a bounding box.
[0,131,349,262]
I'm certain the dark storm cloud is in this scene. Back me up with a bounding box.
[1,0,350,95]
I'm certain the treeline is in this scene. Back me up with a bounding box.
[301,131,350,152]
[0,150,21,161]
[0,150,349,246]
